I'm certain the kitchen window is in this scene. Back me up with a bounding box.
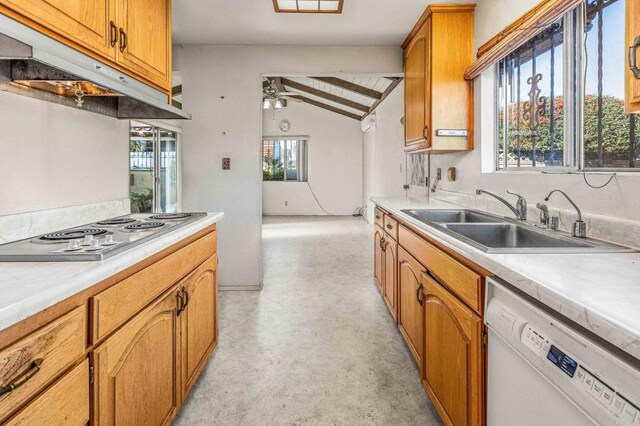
[262,139,308,182]
[496,0,639,171]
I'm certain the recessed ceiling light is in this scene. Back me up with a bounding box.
[273,0,343,14]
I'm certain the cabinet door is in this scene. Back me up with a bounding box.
[181,256,218,398]
[422,274,484,426]
[404,19,429,150]
[397,247,424,366]
[383,237,398,321]
[116,0,171,89]
[374,224,384,294]
[627,0,640,112]
[0,0,115,59]
[93,285,181,426]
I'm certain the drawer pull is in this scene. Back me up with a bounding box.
[386,224,393,230]
[376,215,381,220]
[0,359,43,396]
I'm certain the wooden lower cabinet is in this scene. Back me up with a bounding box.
[180,255,218,398]
[5,359,89,426]
[397,246,424,366]
[422,274,484,426]
[383,237,398,321]
[374,224,384,294]
[93,285,182,426]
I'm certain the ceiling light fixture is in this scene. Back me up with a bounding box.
[273,0,344,14]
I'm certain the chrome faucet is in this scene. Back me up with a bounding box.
[476,189,527,221]
[544,190,586,238]
[535,202,550,228]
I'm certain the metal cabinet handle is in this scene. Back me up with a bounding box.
[182,286,189,310]
[630,36,640,79]
[176,290,184,316]
[109,21,118,47]
[423,125,429,140]
[380,237,386,251]
[386,224,393,230]
[119,28,128,53]
[0,359,43,396]
[375,215,381,220]
[416,283,424,306]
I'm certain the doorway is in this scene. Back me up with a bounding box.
[129,121,179,213]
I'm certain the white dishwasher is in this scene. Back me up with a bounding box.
[485,277,640,426]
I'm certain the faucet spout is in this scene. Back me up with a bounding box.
[476,189,527,220]
[544,189,586,238]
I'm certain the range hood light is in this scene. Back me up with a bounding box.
[263,99,271,109]
[274,99,283,109]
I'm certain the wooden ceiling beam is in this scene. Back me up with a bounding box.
[363,77,403,118]
[310,77,384,100]
[281,78,370,113]
[296,95,361,120]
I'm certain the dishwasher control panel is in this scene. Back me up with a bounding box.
[521,323,640,425]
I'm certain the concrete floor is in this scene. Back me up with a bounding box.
[175,216,442,425]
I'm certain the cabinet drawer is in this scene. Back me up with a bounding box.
[5,359,89,426]
[383,215,398,240]
[0,306,86,422]
[374,208,385,228]
[92,231,216,343]
[399,225,482,313]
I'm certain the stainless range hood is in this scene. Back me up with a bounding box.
[0,14,191,120]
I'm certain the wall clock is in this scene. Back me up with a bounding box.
[279,120,291,133]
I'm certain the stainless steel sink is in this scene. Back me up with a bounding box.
[400,209,634,254]
[402,209,501,224]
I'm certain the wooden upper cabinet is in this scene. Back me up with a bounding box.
[422,274,484,426]
[0,0,116,60]
[627,0,640,113]
[404,20,428,150]
[181,255,218,398]
[402,5,475,153]
[93,285,181,426]
[116,0,171,90]
[397,246,424,367]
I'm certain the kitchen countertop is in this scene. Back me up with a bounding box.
[372,196,640,361]
[0,212,224,333]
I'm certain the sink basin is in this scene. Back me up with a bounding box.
[402,209,502,223]
[400,209,634,254]
[441,223,594,251]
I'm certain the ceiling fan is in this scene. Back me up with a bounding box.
[262,78,303,109]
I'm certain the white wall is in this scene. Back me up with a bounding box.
[173,45,402,289]
[0,91,129,216]
[362,81,407,224]
[429,0,640,222]
[262,101,362,215]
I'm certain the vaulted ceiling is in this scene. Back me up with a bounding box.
[173,0,475,46]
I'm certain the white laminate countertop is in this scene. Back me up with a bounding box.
[0,212,224,333]
[372,196,640,361]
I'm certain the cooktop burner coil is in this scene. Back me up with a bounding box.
[124,222,166,231]
[150,213,192,220]
[40,228,107,241]
[95,218,137,226]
